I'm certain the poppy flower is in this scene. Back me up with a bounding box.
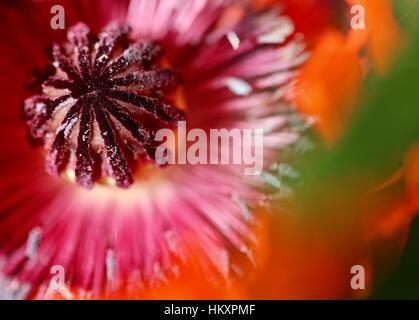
[0,0,308,299]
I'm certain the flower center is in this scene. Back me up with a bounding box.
[23,22,185,189]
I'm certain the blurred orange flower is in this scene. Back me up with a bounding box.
[347,0,403,74]
[295,29,364,142]
[365,145,419,243]
[294,0,402,142]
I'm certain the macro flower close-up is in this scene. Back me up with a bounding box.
[0,0,419,304]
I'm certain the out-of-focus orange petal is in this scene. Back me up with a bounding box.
[359,146,419,282]
[295,29,363,141]
[294,0,401,141]
[364,145,419,242]
[364,180,411,242]
[244,209,374,299]
[346,0,402,74]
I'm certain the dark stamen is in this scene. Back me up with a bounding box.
[23,22,184,188]
[94,23,130,75]
[100,42,163,80]
[75,103,95,189]
[102,96,156,159]
[68,23,92,81]
[52,44,85,85]
[24,94,75,140]
[94,105,133,188]
[105,89,185,125]
[106,69,181,92]
[46,101,82,175]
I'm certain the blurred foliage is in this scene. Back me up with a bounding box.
[393,0,419,33]
[373,0,419,298]
[373,217,419,299]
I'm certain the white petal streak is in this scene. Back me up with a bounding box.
[224,77,252,96]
